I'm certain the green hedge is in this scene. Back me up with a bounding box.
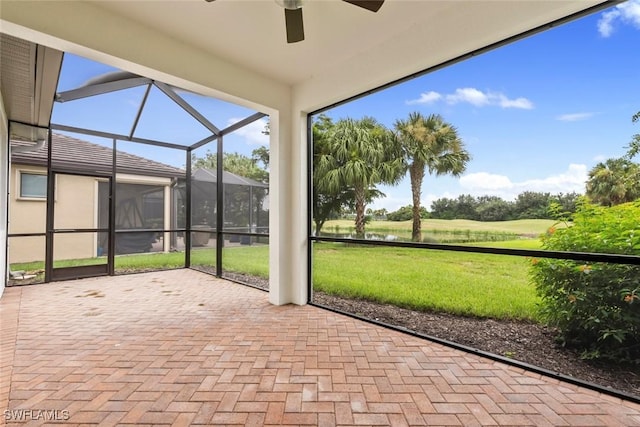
[530,200,640,362]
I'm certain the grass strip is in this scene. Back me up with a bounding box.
[312,242,540,321]
[11,240,539,321]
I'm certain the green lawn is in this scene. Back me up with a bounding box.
[198,241,540,322]
[312,242,539,321]
[11,245,269,271]
[323,218,557,235]
[115,245,271,277]
[117,251,187,270]
[222,245,269,277]
[11,220,542,321]
[464,239,542,250]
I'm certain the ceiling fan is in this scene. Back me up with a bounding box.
[205,0,385,44]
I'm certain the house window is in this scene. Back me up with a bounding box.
[19,172,47,199]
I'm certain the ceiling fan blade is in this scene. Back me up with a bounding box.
[342,0,384,12]
[285,8,304,43]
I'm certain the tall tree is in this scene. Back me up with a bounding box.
[586,110,640,207]
[625,110,640,160]
[394,112,470,241]
[251,146,270,172]
[514,191,552,219]
[312,115,346,235]
[586,158,640,206]
[315,117,403,237]
[193,151,268,183]
[476,197,514,222]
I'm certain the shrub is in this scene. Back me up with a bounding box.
[530,200,640,362]
[387,205,428,221]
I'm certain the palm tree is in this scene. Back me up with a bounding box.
[312,115,346,235]
[315,117,403,237]
[394,112,470,242]
[586,158,640,206]
[624,110,639,160]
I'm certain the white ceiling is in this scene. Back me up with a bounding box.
[93,0,451,86]
[1,0,611,114]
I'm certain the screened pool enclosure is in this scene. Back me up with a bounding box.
[7,54,270,286]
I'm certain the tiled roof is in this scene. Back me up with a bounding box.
[11,133,185,178]
[192,167,268,188]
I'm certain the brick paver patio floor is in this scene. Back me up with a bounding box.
[1,269,639,426]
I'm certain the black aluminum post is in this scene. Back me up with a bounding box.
[216,136,223,277]
[185,148,192,268]
[306,115,314,303]
[108,139,116,275]
[128,84,152,140]
[249,186,253,236]
[50,124,188,151]
[44,129,54,282]
[154,82,221,135]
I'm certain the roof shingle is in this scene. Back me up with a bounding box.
[11,133,185,178]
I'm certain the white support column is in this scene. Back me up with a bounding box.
[268,108,308,306]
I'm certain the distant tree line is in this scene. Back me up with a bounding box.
[384,192,580,222]
[424,191,579,221]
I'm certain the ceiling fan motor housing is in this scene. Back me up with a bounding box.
[207,0,384,43]
[276,0,303,10]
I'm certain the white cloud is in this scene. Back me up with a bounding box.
[227,117,269,145]
[446,88,490,107]
[369,195,413,213]
[459,164,588,200]
[406,91,442,105]
[598,0,640,37]
[459,172,512,191]
[556,112,596,122]
[497,95,533,110]
[407,87,533,109]
[598,10,619,37]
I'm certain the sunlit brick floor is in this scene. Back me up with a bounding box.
[1,269,639,426]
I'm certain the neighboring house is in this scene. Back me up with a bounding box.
[9,133,185,264]
[191,167,269,234]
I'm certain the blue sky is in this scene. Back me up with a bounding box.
[52,57,270,168]
[51,1,640,212]
[320,0,640,212]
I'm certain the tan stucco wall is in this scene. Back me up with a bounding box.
[8,164,47,265]
[9,165,48,234]
[8,167,174,265]
[8,165,98,264]
[52,173,98,261]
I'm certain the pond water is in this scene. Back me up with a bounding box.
[317,228,520,244]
